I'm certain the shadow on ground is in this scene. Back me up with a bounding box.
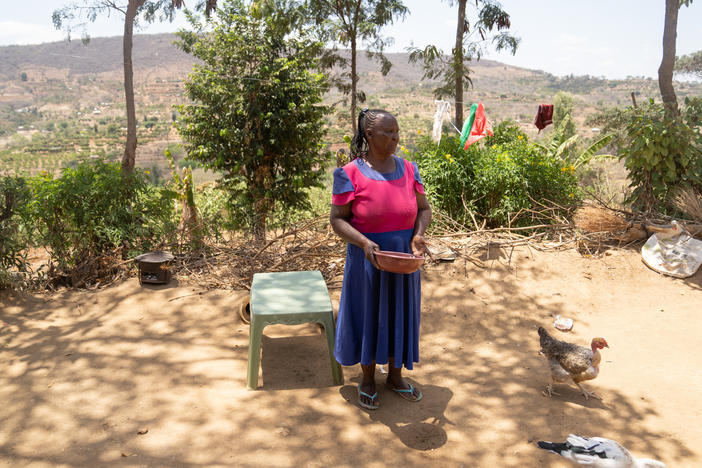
[1,244,700,467]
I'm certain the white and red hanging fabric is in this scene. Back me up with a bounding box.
[459,101,493,149]
[432,100,452,142]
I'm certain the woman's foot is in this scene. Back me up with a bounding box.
[386,373,423,402]
[358,381,379,409]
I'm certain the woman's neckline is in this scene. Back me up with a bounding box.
[354,155,405,181]
[363,154,396,174]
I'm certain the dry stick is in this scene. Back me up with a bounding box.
[435,223,570,237]
[493,231,548,245]
[588,192,635,218]
[525,192,570,215]
[251,215,325,262]
[168,291,205,302]
[268,235,333,271]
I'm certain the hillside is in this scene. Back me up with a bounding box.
[1,33,701,177]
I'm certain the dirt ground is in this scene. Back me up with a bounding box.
[2,243,702,468]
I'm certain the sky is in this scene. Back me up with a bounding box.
[1,0,701,80]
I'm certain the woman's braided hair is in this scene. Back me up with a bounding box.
[349,108,392,160]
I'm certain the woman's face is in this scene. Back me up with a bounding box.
[367,114,399,157]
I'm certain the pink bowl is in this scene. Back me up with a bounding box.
[374,250,425,274]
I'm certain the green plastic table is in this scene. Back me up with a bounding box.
[246,270,344,389]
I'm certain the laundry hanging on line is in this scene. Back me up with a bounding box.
[432,100,452,142]
[533,104,554,132]
[460,101,493,149]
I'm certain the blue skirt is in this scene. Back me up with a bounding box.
[334,228,421,370]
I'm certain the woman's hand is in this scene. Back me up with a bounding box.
[363,239,380,269]
[411,234,432,259]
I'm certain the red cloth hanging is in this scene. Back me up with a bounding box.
[463,102,493,149]
[534,104,554,132]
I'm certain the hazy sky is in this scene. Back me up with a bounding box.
[1,0,701,80]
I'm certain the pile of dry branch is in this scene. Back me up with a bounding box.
[168,216,348,291]
[572,189,702,254]
[29,187,702,291]
[161,197,702,289]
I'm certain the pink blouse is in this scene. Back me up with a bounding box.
[332,156,425,234]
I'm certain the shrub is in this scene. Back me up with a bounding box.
[193,182,230,242]
[414,121,580,228]
[0,176,32,288]
[29,161,176,285]
[413,135,477,226]
[621,99,702,210]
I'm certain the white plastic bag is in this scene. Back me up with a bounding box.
[641,231,702,278]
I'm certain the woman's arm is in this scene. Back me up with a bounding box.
[411,192,432,257]
[330,203,380,269]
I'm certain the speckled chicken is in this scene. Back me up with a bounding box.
[538,326,609,400]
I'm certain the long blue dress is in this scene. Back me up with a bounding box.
[331,156,424,370]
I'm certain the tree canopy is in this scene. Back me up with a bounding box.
[175,0,332,240]
[307,0,408,132]
[408,0,519,127]
[675,50,702,78]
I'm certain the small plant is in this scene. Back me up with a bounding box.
[533,121,615,170]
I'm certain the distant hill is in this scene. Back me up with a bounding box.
[0,34,194,79]
[0,34,702,97]
[1,32,701,177]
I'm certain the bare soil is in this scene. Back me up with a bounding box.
[2,244,701,467]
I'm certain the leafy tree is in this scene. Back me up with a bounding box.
[675,50,702,78]
[408,0,519,127]
[52,0,218,176]
[658,0,695,116]
[307,0,408,132]
[20,72,28,82]
[175,0,332,242]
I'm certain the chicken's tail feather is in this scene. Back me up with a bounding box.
[537,441,568,454]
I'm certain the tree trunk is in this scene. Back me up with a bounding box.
[178,167,203,249]
[658,0,679,116]
[252,159,273,245]
[121,0,144,176]
[351,35,358,133]
[454,0,467,128]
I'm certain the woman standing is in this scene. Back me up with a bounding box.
[330,108,432,410]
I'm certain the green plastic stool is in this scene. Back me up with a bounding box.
[246,270,344,389]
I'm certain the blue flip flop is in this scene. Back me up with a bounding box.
[387,383,423,402]
[357,384,379,410]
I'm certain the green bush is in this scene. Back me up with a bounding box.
[0,176,32,288]
[193,182,231,242]
[414,121,580,228]
[413,136,477,226]
[29,161,176,284]
[621,99,702,210]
